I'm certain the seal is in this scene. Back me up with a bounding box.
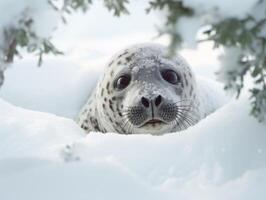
[77,43,219,135]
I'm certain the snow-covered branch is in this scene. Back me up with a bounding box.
[147,0,266,121]
[0,0,129,87]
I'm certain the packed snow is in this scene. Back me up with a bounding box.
[1,80,266,199]
[0,1,266,200]
[0,58,101,119]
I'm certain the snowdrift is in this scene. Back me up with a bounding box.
[1,84,265,199]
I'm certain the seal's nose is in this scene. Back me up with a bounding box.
[141,97,150,108]
[154,95,162,107]
[141,95,163,108]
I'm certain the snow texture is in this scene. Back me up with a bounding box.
[1,87,266,200]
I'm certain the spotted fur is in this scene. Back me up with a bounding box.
[77,44,217,135]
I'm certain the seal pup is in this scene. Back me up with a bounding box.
[77,44,220,135]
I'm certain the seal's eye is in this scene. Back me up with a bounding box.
[161,70,180,85]
[114,74,131,90]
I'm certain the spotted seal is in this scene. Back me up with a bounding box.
[77,43,220,135]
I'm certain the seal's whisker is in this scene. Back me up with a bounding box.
[180,111,198,125]
[181,115,195,127]
[174,114,184,131]
[173,108,199,131]
[121,117,132,134]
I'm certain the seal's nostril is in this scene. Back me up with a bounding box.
[141,97,150,108]
[155,95,162,107]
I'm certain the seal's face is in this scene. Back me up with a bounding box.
[97,45,199,135]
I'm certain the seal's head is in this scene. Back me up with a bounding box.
[95,44,200,135]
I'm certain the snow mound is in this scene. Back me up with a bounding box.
[0,58,101,118]
[0,99,84,160]
[0,92,265,200]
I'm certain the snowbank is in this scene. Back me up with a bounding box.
[0,90,265,199]
[0,98,83,159]
[0,58,101,118]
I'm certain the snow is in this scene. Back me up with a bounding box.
[177,17,202,48]
[0,88,265,199]
[217,47,243,91]
[0,1,266,200]
[174,0,260,48]
[0,98,83,159]
[0,0,60,87]
[0,58,101,118]
[0,0,59,42]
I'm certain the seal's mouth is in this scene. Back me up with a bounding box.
[140,119,166,128]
